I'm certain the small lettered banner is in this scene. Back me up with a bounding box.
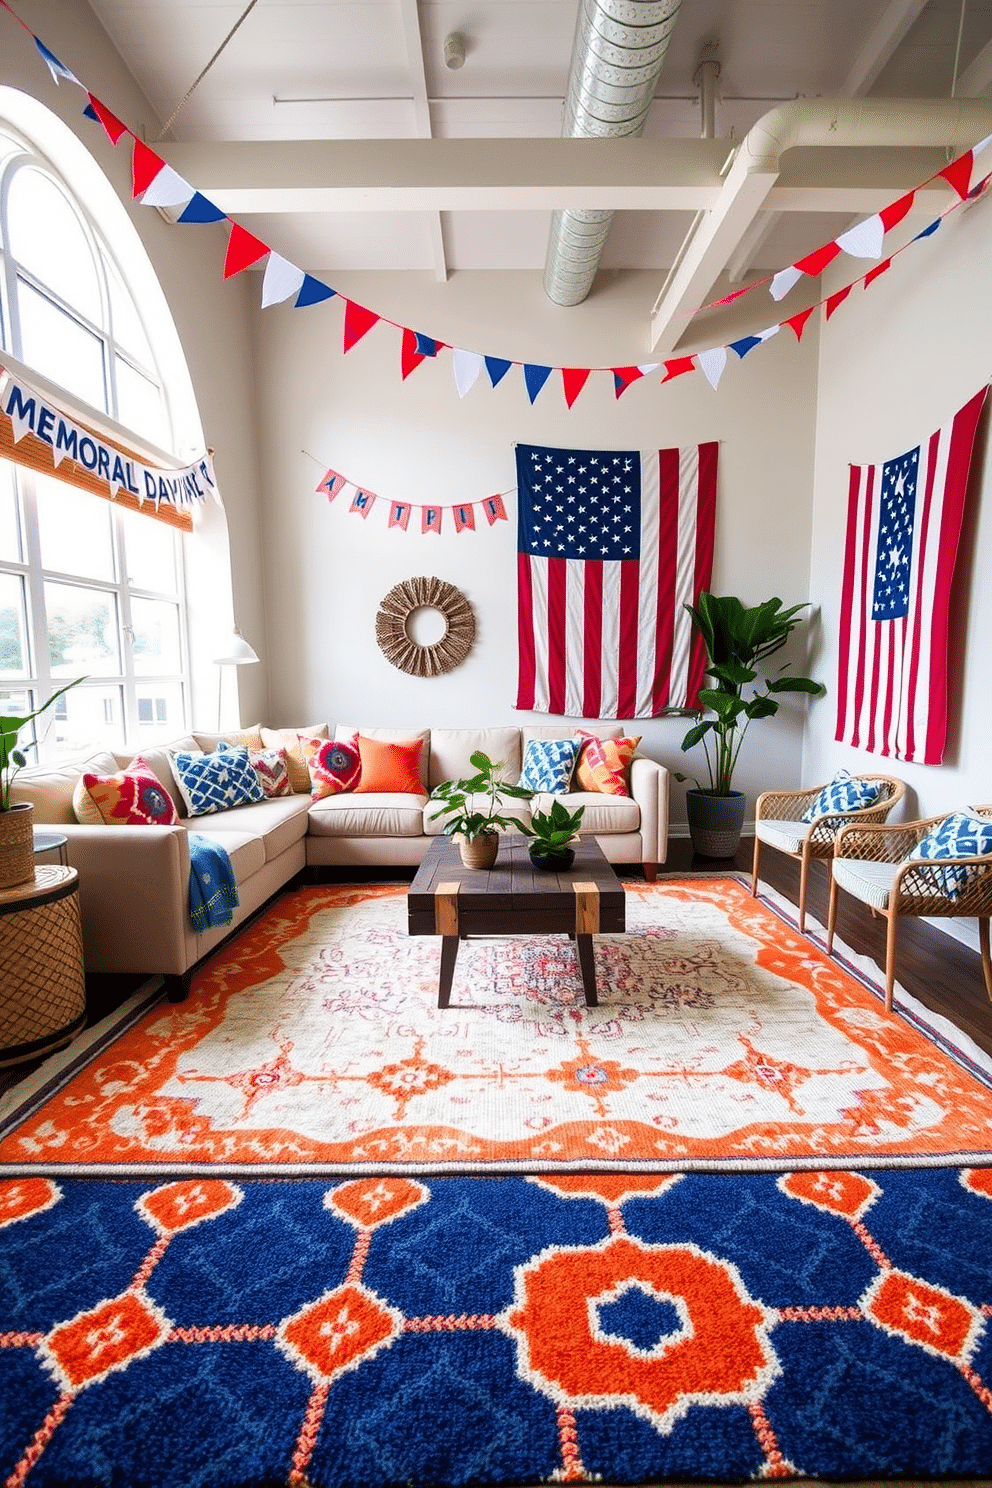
[317,464,510,535]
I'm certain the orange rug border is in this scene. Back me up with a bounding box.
[2,877,991,1177]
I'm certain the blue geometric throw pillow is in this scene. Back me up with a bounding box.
[518,737,581,793]
[170,745,265,818]
[802,770,882,823]
[909,809,992,900]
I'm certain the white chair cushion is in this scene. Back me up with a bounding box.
[755,818,811,855]
[831,858,899,910]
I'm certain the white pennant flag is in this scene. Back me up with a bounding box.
[141,165,195,210]
[757,324,781,343]
[637,362,661,375]
[975,132,992,157]
[770,265,803,301]
[453,349,484,398]
[697,346,727,390]
[835,214,884,260]
[261,253,306,308]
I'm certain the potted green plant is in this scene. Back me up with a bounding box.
[427,750,533,869]
[519,798,585,871]
[1,679,85,890]
[678,594,824,859]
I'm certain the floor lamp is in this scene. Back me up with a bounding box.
[212,627,260,730]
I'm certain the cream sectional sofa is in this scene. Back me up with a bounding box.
[13,722,668,1002]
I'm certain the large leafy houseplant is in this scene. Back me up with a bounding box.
[428,751,533,867]
[1,679,85,811]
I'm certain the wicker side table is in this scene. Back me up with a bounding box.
[0,866,86,1067]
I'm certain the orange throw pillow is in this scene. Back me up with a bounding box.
[574,733,641,796]
[353,736,425,795]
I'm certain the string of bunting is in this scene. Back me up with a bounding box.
[308,452,511,535]
[5,0,992,405]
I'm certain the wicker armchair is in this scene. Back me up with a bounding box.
[827,807,992,1012]
[751,775,906,932]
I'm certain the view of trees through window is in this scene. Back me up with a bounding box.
[0,118,189,761]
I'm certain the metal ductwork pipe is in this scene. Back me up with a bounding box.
[543,0,683,306]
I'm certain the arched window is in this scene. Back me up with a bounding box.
[0,109,192,757]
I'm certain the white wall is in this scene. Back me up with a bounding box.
[253,268,821,831]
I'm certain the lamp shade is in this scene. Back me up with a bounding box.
[212,628,260,666]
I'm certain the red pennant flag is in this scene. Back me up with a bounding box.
[223,223,269,279]
[939,150,973,200]
[662,357,696,382]
[453,505,476,533]
[612,366,644,399]
[795,241,842,277]
[349,489,376,518]
[400,327,426,380]
[825,284,853,320]
[422,506,442,534]
[131,139,166,199]
[388,501,412,530]
[87,94,128,145]
[710,285,753,308]
[316,469,346,500]
[482,494,507,525]
[864,257,892,288]
[343,300,380,353]
[784,306,816,342]
[561,368,591,409]
[880,190,915,233]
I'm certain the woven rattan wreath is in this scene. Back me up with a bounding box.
[375,576,475,677]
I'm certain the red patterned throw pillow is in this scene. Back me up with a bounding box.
[248,746,292,798]
[574,733,642,796]
[75,757,179,826]
[302,737,362,800]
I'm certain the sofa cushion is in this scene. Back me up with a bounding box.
[74,757,180,826]
[193,725,264,753]
[196,794,311,863]
[170,745,265,817]
[353,736,425,795]
[518,736,581,793]
[308,793,428,838]
[336,726,430,788]
[260,725,329,793]
[575,733,641,796]
[11,750,120,824]
[533,790,640,835]
[191,827,265,883]
[428,728,522,790]
[303,737,362,799]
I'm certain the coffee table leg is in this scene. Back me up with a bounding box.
[576,935,598,1006]
[435,882,461,1009]
[438,936,459,1008]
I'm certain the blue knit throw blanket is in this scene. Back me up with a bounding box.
[187,832,239,932]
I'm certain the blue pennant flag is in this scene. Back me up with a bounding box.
[295,275,336,308]
[414,332,440,357]
[34,38,81,87]
[177,193,227,224]
[485,357,513,387]
[729,335,763,359]
[913,219,941,241]
[82,102,99,122]
[523,364,552,403]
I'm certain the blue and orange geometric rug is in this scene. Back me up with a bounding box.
[3,1166,992,1485]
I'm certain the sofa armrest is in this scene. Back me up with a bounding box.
[60,824,192,976]
[628,756,669,867]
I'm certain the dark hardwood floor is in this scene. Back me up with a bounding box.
[660,835,992,1061]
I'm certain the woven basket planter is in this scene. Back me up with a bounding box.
[0,802,35,890]
[456,832,500,870]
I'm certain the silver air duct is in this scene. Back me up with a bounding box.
[543,0,684,306]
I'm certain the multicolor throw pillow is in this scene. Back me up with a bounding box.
[574,732,641,796]
[353,736,426,795]
[73,757,179,827]
[170,745,265,818]
[908,809,992,900]
[302,737,362,800]
[801,771,882,823]
[247,746,292,798]
[518,737,581,793]
[259,726,329,793]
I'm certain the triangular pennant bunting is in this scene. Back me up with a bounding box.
[864,258,892,288]
[422,506,442,534]
[561,368,590,408]
[415,332,441,357]
[784,306,816,342]
[262,254,306,308]
[710,286,753,308]
[770,265,804,302]
[140,164,194,210]
[223,223,269,279]
[131,139,166,199]
[342,300,379,351]
[825,284,853,320]
[523,364,552,404]
[612,366,643,398]
[484,357,512,388]
[483,495,508,525]
[835,214,884,260]
[34,38,81,87]
[913,218,942,241]
[940,151,973,200]
[316,469,346,499]
[795,241,842,277]
[86,94,128,144]
[879,191,916,232]
[662,357,695,382]
[295,275,335,308]
[729,336,762,360]
[697,347,727,389]
[401,327,427,380]
[177,192,227,224]
[453,350,484,398]
[388,502,412,530]
[453,505,475,533]
[349,489,376,517]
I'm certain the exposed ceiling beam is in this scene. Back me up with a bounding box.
[397,0,447,282]
[956,37,992,97]
[839,0,931,97]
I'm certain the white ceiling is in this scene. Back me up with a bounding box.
[84,0,992,308]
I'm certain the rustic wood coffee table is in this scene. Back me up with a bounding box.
[408,834,625,1008]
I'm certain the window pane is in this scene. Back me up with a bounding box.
[7,166,103,323]
[45,582,120,676]
[135,680,183,741]
[0,571,29,676]
[37,683,123,761]
[121,506,178,593]
[0,461,21,562]
[36,475,115,581]
[115,357,170,449]
[17,281,107,409]
[130,596,181,675]
[107,263,152,364]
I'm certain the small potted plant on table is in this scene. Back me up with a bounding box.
[427,751,533,869]
[519,798,585,871]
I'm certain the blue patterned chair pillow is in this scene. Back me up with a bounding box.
[908,809,992,900]
[171,745,265,818]
[802,771,882,823]
[518,737,581,793]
